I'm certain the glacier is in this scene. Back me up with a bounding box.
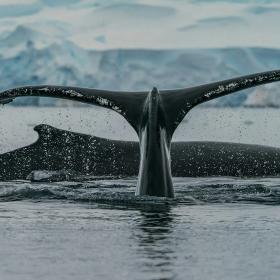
[1,26,280,107]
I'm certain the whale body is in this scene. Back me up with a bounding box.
[1,124,280,181]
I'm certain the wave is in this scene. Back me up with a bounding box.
[1,177,280,206]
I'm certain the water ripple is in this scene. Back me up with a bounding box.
[1,177,280,205]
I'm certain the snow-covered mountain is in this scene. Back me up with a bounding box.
[0,25,280,107]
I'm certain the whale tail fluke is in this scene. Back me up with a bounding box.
[1,70,280,138]
[1,70,280,197]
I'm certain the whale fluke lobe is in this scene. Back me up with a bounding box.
[1,70,280,197]
[0,97,14,105]
[0,85,148,132]
[160,70,280,136]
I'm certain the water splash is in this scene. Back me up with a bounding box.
[1,177,280,205]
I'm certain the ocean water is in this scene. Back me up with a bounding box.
[2,178,280,280]
[1,107,280,279]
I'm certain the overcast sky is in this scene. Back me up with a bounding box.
[0,0,279,49]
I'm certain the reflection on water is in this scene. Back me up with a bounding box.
[134,206,176,279]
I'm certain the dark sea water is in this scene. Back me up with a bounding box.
[1,177,280,280]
